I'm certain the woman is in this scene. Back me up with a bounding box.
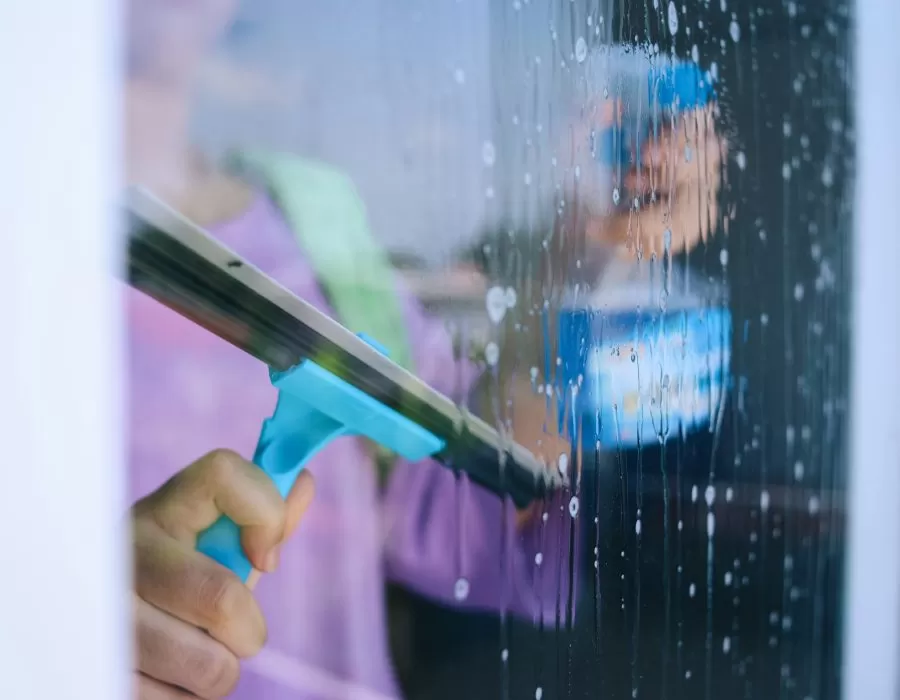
[127,1,571,698]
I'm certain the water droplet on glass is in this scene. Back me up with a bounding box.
[453,68,466,84]
[691,44,699,62]
[485,342,500,367]
[535,687,544,700]
[501,648,509,662]
[707,512,716,537]
[667,1,679,35]
[782,163,792,180]
[612,187,621,205]
[677,519,684,531]
[723,636,732,653]
[784,120,793,137]
[558,452,569,477]
[720,249,729,266]
[691,484,698,502]
[689,583,697,597]
[482,141,496,166]
[788,1,797,17]
[726,487,734,502]
[761,313,769,326]
[575,36,588,63]
[760,490,771,512]
[783,616,793,631]
[523,172,532,186]
[794,283,805,301]
[808,496,820,515]
[535,552,543,566]
[794,461,804,481]
[705,485,716,507]
[725,571,733,585]
[729,20,741,42]
[505,287,517,308]
[662,228,672,253]
[635,519,642,535]
[822,164,834,188]
[568,496,580,518]
[485,186,495,199]
[685,670,692,679]
[454,577,470,601]
[486,286,507,323]
[736,151,747,170]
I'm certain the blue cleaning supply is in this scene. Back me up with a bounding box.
[196,334,445,582]
[557,254,732,453]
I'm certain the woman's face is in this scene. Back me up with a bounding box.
[128,0,239,85]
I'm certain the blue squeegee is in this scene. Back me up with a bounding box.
[125,188,563,582]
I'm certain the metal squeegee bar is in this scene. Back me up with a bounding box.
[124,188,562,507]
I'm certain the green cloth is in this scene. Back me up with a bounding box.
[227,150,413,372]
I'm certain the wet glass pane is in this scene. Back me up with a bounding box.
[125,0,851,698]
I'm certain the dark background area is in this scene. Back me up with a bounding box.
[387,0,852,698]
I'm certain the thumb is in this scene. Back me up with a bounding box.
[281,470,316,548]
[140,449,288,573]
[245,469,314,591]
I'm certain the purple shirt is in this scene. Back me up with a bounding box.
[128,193,573,699]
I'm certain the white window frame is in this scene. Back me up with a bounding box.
[0,1,128,698]
[842,1,900,699]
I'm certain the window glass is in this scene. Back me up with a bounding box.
[125,0,851,698]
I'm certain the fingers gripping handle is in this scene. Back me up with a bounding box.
[195,335,446,583]
[194,406,346,582]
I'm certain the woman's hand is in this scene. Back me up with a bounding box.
[131,449,314,699]
[505,377,571,530]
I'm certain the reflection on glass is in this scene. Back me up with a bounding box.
[125,0,851,699]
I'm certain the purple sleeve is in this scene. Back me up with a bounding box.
[381,284,579,624]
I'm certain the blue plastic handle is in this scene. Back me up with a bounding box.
[196,334,446,582]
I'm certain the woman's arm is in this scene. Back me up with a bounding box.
[380,285,579,624]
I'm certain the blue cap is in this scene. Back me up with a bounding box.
[592,59,717,171]
[649,62,715,111]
